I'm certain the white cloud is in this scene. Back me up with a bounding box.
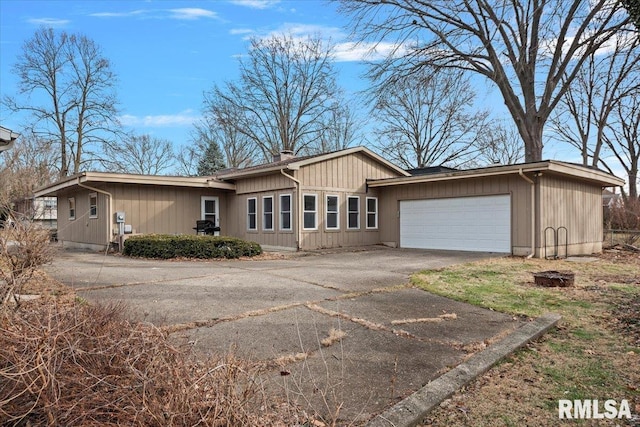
[334,41,402,62]
[89,8,218,21]
[89,10,146,18]
[271,23,344,39]
[229,0,281,10]
[26,18,70,27]
[230,28,254,36]
[119,110,200,127]
[227,20,405,63]
[167,8,219,20]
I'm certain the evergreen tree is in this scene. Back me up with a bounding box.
[197,139,226,176]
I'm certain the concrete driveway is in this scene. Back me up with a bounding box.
[45,246,522,424]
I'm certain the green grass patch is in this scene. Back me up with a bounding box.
[414,269,590,319]
[412,255,640,426]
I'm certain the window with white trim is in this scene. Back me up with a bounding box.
[326,195,339,230]
[303,194,317,230]
[279,194,292,231]
[263,196,274,231]
[89,193,98,218]
[366,197,378,229]
[347,196,359,229]
[68,198,76,220]
[247,197,257,231]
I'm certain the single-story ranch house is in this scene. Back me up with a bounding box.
[34,146,624,257]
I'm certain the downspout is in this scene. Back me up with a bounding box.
[77,178,113,250]
[280,169,302,250]
[518,169,536,258]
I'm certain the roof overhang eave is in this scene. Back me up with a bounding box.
[216,164,299,180]
[33,172,236,197]
[368,161,625,188]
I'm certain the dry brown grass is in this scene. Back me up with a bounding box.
[321,327,347,347]
[0,299,307,426]
[415,250,640,426]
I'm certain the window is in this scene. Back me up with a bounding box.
[347,196,359,229]
[326,195,339,230]
[263,196,274,231]
[280,194,292,231]
[68,198,76,220]
[89,193,98,218]
[247,198,257,231]
[303,194,317,230]
[366,197,378,229]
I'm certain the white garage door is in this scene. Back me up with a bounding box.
[400,195,511,253]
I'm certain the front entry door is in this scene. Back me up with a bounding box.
[201,196,220,232]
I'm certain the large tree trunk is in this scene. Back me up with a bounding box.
[515,117,544,163]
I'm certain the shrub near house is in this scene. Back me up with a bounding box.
[122,235,262,259]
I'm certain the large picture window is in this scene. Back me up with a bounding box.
[280,194,292,231]
[303,194,317,230]
[347,196,359,229]
[263,196,274,231]
[326,195,339,230]
[247,198,257,231]
[366,197,378,229]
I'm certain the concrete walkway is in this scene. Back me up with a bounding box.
[45,246,541,424]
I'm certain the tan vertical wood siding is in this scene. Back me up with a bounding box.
[377,175,533,253]
[231,190,298,249]
[229,152,404,250]
[296,152,402,250]
[537,174,603,256]
[56,188,108,247]
[57,184,233,248]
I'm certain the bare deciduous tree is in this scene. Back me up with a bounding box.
[339,0,632,162]
[622,0,640,30]
[475,121,525,166]
[210,34,341,160]
[3,28,121,177]
[100,134,175,175]
[198,90,259,169]
[178,119,229,176]
[0,131,57,208]
[602,92,640,199]
[550,34,640,167]
[313,100,362,154]
[371,67,488,169]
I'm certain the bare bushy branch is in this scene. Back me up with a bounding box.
[608,197,640,245]
[0,217,54,307]
[0,301,306,426]
[339,0,634,162]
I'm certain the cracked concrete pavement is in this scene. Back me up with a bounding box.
[45,246,524,424]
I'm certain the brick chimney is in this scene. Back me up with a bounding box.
[272,150,295,162]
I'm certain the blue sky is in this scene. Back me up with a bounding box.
[0,0,586,166]
[0,0,384,147]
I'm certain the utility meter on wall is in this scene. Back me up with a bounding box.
[115,212,125,223]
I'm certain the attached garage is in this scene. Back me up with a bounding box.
[399,195,511,253]
[372,160,625,258]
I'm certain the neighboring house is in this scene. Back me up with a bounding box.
[33,197,58,229]
[34,146,625,258]
[11,197,58,229]
[0,126,19,152]
[602,188,621,210]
